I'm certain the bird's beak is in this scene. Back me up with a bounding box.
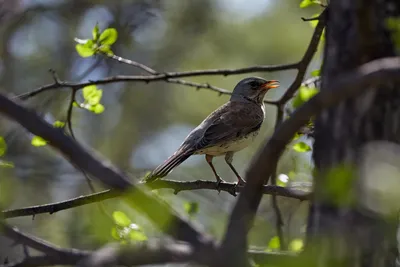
[261,80,280,90]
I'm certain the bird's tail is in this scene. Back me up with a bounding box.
[145,150,192,182]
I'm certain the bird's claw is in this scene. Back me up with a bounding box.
[215,177,226,193]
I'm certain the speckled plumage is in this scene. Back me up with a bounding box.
[147,77,279,184]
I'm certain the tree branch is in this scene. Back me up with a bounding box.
[16,61,298,101]
[220,56,400,265]
[0,94,211,247]
[2,180,310,219]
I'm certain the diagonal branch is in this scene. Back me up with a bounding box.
[0,93,211,247]
[219,56,400,265]
[2,181,310,219]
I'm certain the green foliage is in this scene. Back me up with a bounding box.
[79,85,105,114]
[53,121,65,128]
[289,239,304,252]
[75,25,118,57]
[184,201,199,218]
[293,142,311,152]
[292,86,319,108]
[266,236,280,251]
[0,137,6,157]
[299,0,321,8]
[323,165,356,206]
[386,17,400,50]
[277,174,289,187]
[31,136,47,147]
[111,211,147,243]
[0,137,14,168]
[311,69,320,77]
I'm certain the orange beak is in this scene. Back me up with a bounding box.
[261,80,280,90]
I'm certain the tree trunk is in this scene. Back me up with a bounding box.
[308,0,400,266]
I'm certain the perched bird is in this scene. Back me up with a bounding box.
[146,77,279,185]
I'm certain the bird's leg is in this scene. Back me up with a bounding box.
[225,152,246,186]
[205,155,224,187]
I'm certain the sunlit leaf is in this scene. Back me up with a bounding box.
[75,40,95,58]
[31,136,47,147]
[299,0,321,8]
[53,121,65,128]
[277,174,289,187]
[111,227,120,240]
[311,69,320,77]
[98,45,114,56]
[289,239,304,252]
[293,142,311,152]
[267,236,280,250]
[112,211,131,227]
[83,85,102,105]
[184,202,199,217]
[0,137,6,157]
[99,28,118,46]
[92,23,100,41]
[129,230,148,241]
[91,103,105,114]
[292,86,319,108]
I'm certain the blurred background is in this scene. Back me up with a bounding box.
[0,0,321,263]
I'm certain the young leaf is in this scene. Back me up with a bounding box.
[112,211,131,227]
[31,136,47,147]
[299,0,320,8]
[83,85,102,105]
[98,45,114,56]
[292,86,319,108]
[129,230,148,241]
[293,142,311,152]
[53,121,65,128]
[311,69,320,77]
[184,202,199,217]
[289,239,304,252]
[99,28,118,46]
[92,23,100,41]
[0,137,6,157]
[91,103,105,114]
[111,227,120,240]
[267,236,280,250]
[75,40,95,58]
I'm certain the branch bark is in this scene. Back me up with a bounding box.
[219,56,400,266]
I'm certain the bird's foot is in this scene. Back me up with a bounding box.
[236,177,246,187]
[215,176,226,193]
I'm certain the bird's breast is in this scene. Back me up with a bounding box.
[194,129,260,156]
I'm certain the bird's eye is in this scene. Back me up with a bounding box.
[249,81,258,88]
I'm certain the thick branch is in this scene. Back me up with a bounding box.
[2,180,310,219]
[0,94,210,247]
[220,57,400,264]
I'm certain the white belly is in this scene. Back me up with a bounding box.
[194,130,259,156]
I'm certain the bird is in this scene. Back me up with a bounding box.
[145,77,279,185]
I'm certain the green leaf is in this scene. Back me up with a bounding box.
[91,104,105,114]
[267,236,280,250]
[75,40,95,58]
[112,211,131,227]
[53,121,65,128]
[92,23,100,41]
[98,45,114,56]
[31,136,47,147]
[292,86,319,108]
[311,69,320,77]
[289,239,304,252]
[111,227,120,240]
[83,85,102,105]
[184,202,199,217]
[129,230,148,241]
[99,28,118,46]
[386,17,400,50]
[0,137,6,157]
[293,142,311,152]
[299,0,320,8]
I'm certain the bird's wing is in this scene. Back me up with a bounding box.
[192,101,264,150]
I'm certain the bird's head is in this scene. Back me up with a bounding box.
[230,77,279,104]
